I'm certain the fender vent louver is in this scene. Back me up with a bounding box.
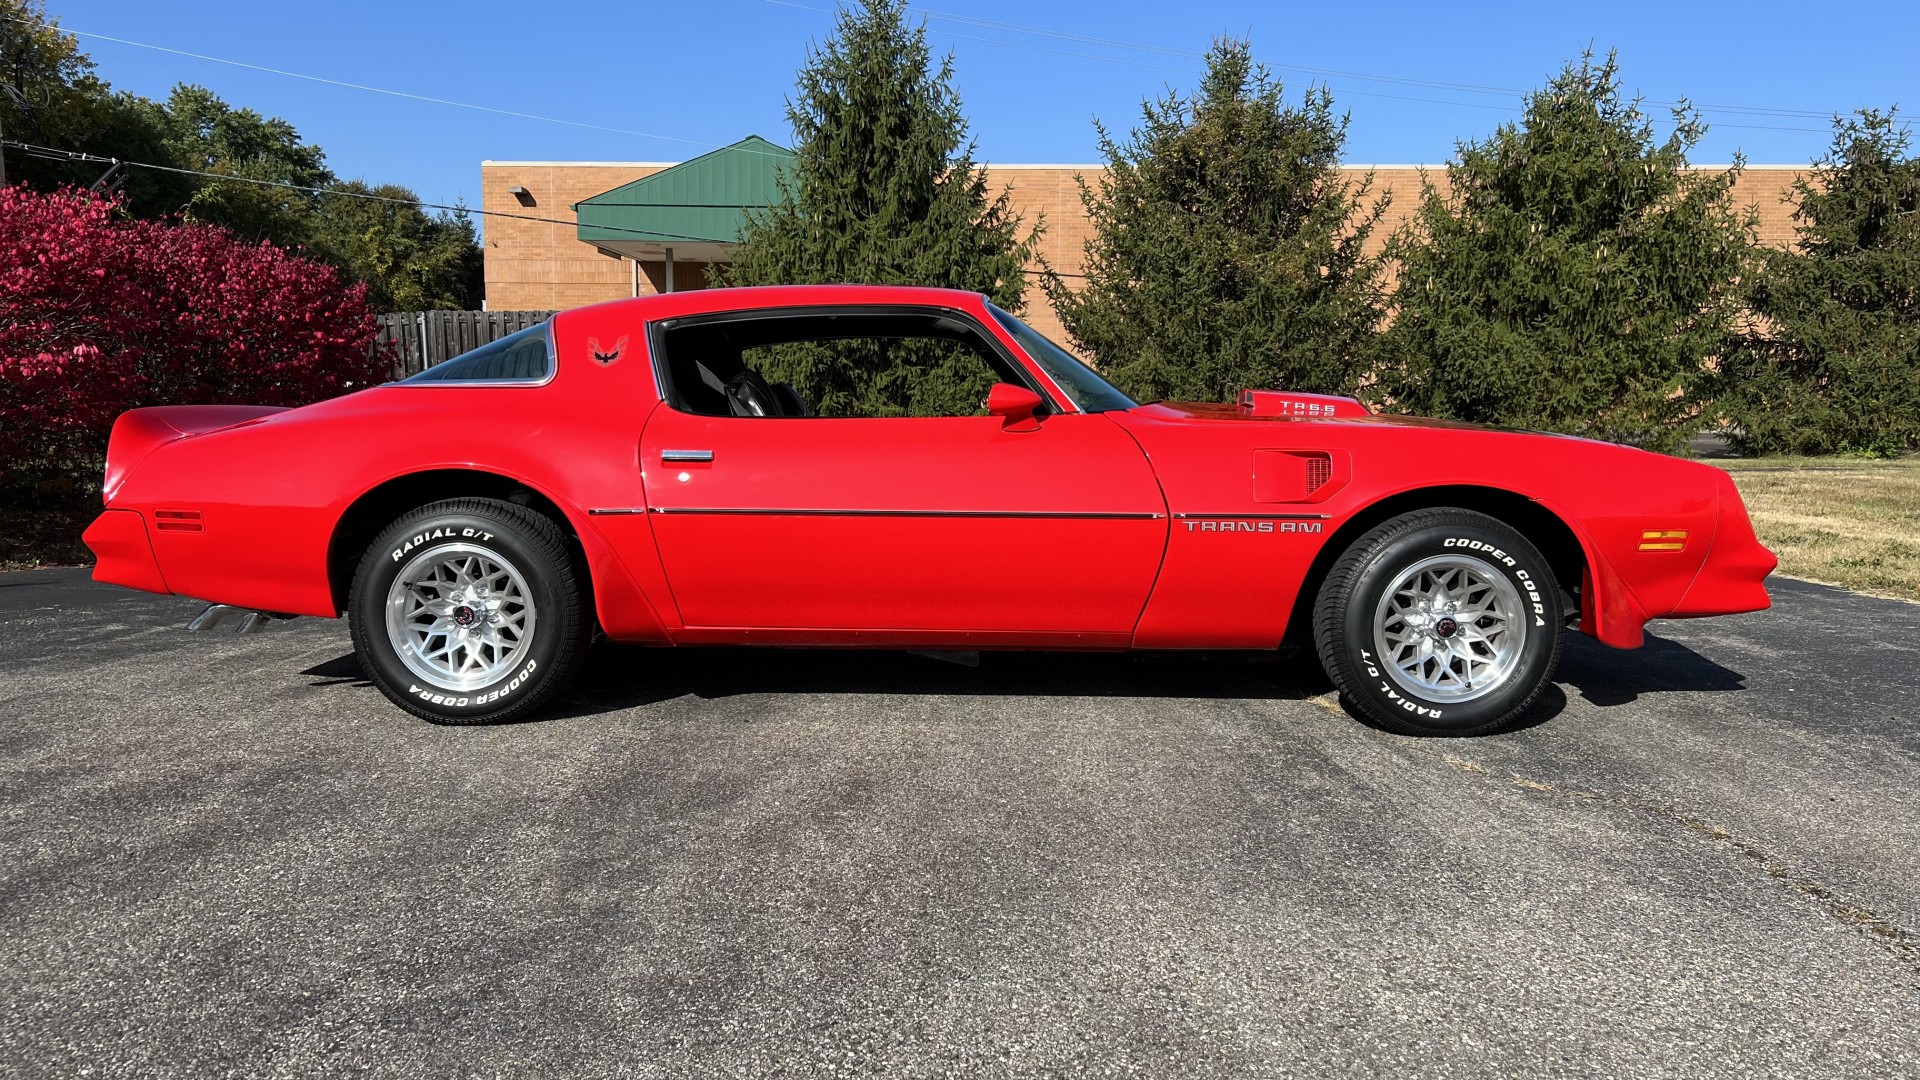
[154,509,203,533]
[1253,450,1341,502]
[1305,455,1333,494]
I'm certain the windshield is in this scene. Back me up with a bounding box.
[987,304,1136,413]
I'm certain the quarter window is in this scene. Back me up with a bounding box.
[402,323,552,384]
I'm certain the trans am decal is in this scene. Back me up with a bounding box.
[1183,519,1324,533]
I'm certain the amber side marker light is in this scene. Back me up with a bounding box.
[1640,529,1688,552]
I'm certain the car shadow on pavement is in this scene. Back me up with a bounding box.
[1555,631,1749,706]
[303,645,1334,717]
[563,645,1337,715]
[301,629,1747,729]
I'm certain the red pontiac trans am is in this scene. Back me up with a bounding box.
[83,285,1776,735]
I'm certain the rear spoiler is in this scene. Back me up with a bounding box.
[102,405,288,503]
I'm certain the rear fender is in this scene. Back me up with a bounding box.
[330,467,673,643]
[104,406,288,504]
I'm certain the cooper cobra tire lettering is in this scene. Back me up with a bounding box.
[407,657,538,707]
[1443,537,1516,567]
[1516,568,1548,626]
[1448,538,1549,627]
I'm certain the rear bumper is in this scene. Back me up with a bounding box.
[83,509,171,595]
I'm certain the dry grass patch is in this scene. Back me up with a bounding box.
[1714,456,1920,602]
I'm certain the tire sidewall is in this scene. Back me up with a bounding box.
[1337,519,1559,734]
[352,506,572,722]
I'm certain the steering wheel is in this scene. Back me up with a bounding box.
[723,371,783,418]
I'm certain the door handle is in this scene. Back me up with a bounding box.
[661,449,714,464]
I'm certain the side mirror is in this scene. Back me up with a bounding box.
[985,383,1044,421]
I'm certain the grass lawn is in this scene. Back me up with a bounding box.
[1715,455,1920,602]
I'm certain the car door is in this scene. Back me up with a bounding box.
[635,309,1167,644]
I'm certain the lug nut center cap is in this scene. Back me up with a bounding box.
[1433,616,1459,638]
[453,605,478,627]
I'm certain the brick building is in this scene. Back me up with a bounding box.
[481,136,1808,343]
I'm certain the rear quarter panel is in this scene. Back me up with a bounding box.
[104,303,677,638]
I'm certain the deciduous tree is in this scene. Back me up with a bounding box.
[0,185,389,497]
[308,181,484,312]
[2,4,482,312]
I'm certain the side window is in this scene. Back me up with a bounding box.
[742,338,999,419]
[654,310,1038,420]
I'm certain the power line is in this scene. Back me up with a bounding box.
[14,135,1092,285]
[763,0,1840,128]
[1,3,1837,209]
[760,0,1522,112]
[0,15,788,161]
[0,139,736,245]
[18,8,1836,153]
[14,136,1102,290]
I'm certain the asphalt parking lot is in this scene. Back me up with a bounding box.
[2,569,1917,1078]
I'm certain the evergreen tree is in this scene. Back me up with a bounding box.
[1043,39,1389,402]
[1375,51,1755,451]
[716,0,1039,417]
[1715,110,1920,456]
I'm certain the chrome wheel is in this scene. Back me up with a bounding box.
[1371,554,1526,703]
[384,542,537,692]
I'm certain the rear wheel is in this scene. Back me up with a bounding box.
[348,498,591,724]
[1313,509,1562,736]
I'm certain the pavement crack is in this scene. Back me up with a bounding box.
[1437,753,1920,970]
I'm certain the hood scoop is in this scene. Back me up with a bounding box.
[1237,389,1371,420]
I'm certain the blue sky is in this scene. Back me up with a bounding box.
[59,0,1918,214]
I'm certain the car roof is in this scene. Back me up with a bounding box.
[561,284,993,323]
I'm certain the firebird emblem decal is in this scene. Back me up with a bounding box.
[588,335,628,366]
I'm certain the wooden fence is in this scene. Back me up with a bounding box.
[376,310,556,376]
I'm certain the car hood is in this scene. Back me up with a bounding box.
[1132,400,1557,436]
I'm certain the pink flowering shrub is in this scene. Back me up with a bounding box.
[0,184,392,494]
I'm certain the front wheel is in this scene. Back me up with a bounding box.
[348,498,592,725]
[1313,509,1563,736]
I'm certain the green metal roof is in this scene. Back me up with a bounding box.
[573,135,792,247]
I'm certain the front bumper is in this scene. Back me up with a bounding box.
[1669,472,1776,619]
